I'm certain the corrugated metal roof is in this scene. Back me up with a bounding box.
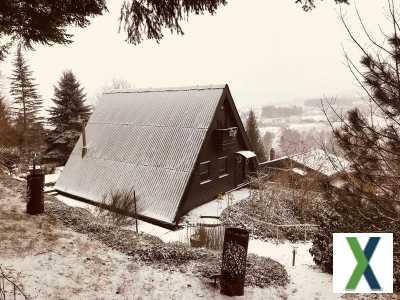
[56,85,225,224]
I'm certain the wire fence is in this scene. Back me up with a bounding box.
[180,173,320,250]
[0,266,28,300]
[243,211,319,240]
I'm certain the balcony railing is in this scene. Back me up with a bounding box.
[215,127,238,151]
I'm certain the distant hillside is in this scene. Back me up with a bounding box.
[304,97,361,108]
[261,105,303,118]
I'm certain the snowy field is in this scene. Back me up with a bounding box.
[2,176,395,299]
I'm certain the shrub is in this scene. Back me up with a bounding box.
[309,188,400,291]
[95,189,140,227]
[220,185,319,242]
[0,147,19,174]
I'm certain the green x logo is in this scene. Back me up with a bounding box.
[346,237,381,291]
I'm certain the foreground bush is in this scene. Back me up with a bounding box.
[220,185,319,242]
[95,189,140,227]
[42,189,289,289]
[309,188,400,291]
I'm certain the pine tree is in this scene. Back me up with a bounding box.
[262,131,275,158]
[310,2,400,290]
[0,95,13,146]
[9,44,43,156]
[0,0,351,61]
[0,95,19,172]
[245,109,267,162]
[47,70,91,165]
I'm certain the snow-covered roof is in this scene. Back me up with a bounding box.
[262,149,350,177]
[236,150,256,159]
[290,149,350,176]
[56,85,227,225]
[292,168,307,176]
[104,84,226,94]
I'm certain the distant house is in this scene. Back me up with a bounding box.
[259,149,350,189]
[56,84,256,228]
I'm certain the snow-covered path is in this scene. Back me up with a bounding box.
[249,239,341,300]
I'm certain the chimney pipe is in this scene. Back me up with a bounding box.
[81,121,87,158]
[269,148,275,161]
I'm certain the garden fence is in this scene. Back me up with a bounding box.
[183,222,226,251]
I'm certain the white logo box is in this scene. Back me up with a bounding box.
[333,233,393,294]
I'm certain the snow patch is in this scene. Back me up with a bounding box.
[248,239,342,300]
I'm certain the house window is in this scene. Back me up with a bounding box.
[199,161,211,183]
[218,156,228,176]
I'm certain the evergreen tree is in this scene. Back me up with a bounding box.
[0,95,13,146]
[47,70,91,165]
[295,0,348,11]
[310,2,399,290]
[0,0,350,60]
[0,95,19,172]
[245,109,267,162]
[9,44,43,156]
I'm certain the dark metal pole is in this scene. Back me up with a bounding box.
[32,153,36,175]
[81,120,87,158]
[134,190,138,234]
[292,247,297,266]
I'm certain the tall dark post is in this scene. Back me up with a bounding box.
[292,247,297,266]
[220,227,249,296]
[81,120,87,158]
[134,190,138,234]
[26,159,44,215]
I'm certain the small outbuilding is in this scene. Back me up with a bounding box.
[56,84,256,228]
[259,149,350,189]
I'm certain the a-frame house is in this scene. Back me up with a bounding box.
[56,84,256,228]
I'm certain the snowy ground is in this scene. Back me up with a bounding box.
[44,167,63,192]
[55,188,251,244]
[249,240,341,300]
[185,188,250,223]
[53,188,344,299]
[3,176,394,299]
[1,178,285,299]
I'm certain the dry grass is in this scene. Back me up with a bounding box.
[0,178,81,258]
[0,177,148,299]
[94,189,141,228]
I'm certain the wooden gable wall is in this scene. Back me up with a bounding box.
[175,88,253,220]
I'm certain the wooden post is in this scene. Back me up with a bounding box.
[134,190,138,234]
[292,247,297,266]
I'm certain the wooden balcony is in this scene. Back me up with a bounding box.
[215,127,238,151]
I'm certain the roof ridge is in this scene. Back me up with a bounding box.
[104,84,227,95]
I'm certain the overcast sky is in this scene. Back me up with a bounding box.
[0,0,391,109]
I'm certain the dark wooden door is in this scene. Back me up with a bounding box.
[234,155,244,186]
